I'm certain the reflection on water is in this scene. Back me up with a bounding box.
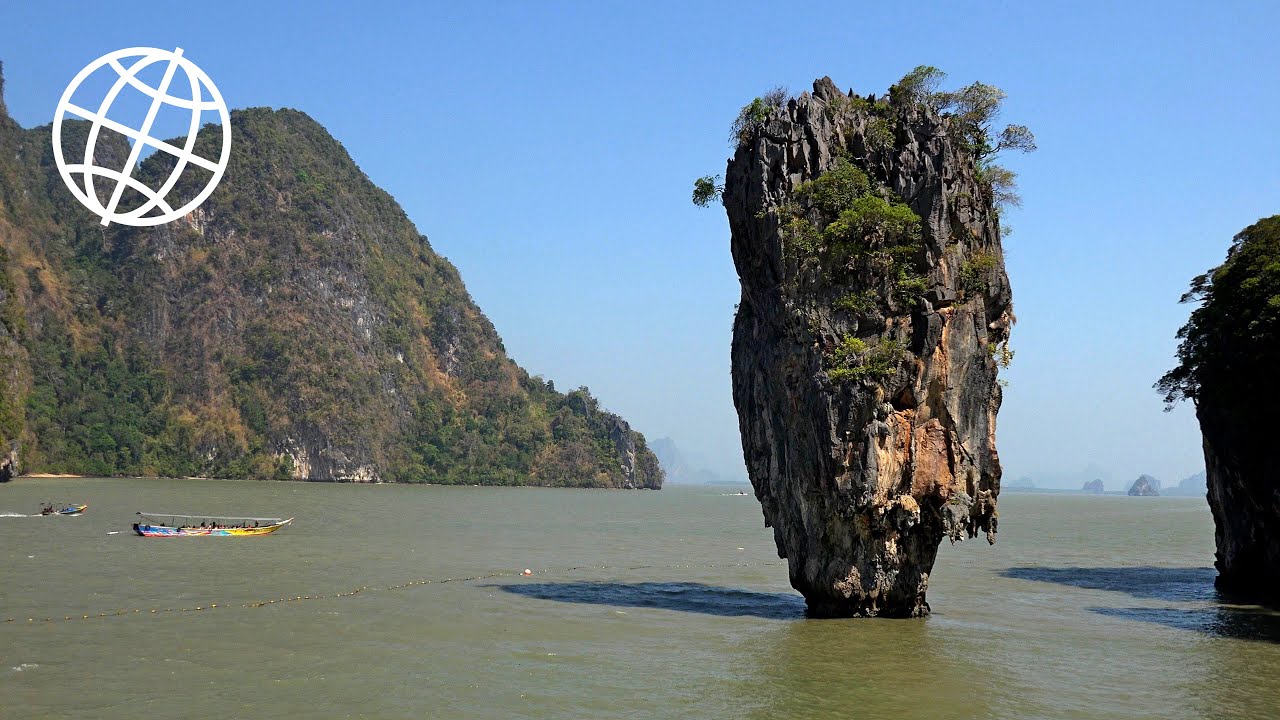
[490,581,806,619]
[738,614,995,720]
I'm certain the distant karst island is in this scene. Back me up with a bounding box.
[1127,475,1160,496]
[1163,471,1206,497]
[650,437,739,485]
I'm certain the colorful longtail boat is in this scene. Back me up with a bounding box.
[132,512,293,537]
[42,504,88,516]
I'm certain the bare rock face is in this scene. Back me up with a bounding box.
[724,78,1013,617]
[1202,404,1280,597]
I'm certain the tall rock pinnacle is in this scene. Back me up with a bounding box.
[723,77,1016,617]
[1158,215,1280,600]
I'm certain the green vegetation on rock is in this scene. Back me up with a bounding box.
[0,77,661,487]
[827,336,903,383]
[729,86,788,146]
[1158,215,1280,408]
[888,65,1035,212]
[779,157,927,313]
[960,250,1000,295]
[691,174,723,208]
[1157,215,1280,596]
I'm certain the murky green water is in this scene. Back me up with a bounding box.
[2,478,1277,719]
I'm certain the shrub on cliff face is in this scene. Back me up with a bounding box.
[889,65,947,108]
[889,66,1036,211]
[696,67,1034,214]
[827,336,903,382]
[793,158,871,214]
[960,250,1000,295]
[691,174,723,208]
[776,157,926,313]
[729,86,788,146]
[1158,215,1280,407]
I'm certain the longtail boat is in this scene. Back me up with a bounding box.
[41,503,88,516]
[133,512,293,537]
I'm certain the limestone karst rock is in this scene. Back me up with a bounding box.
[1127,475,1160,497]
[0,71,660,487]
[1159,216,1280,598]
[1163,471,1206,497]
[724,77,1015,617]
[1082,479,1105,494]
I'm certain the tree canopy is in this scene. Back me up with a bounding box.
[888,66,1036,211]
[694,68,1035,213]
[1158,215,1280,408]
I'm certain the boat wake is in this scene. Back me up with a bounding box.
[0,512,35,517]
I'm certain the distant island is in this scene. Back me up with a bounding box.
[996,472,1207,496]
[1162,471,1206,497]
[649,438,739,485]
[0,65,660,488]
[1127,475,1160,496]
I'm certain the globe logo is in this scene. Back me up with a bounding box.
[52,47,231,227]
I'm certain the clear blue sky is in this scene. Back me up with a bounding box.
[2,1,1276,488]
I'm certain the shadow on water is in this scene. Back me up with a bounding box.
[1003,565,1280,644]
[486,581,807,620]
[1001,566,1217,601]
[1090,606,1280,644]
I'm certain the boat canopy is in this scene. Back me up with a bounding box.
[136,512,285,523]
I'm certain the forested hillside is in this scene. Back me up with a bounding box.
[0,64,661,487]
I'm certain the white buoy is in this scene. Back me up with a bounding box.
[521,568,533,576]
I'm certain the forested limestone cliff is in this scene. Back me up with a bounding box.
[1160,215,1280,599]
[0,63,660,487]
[718,72,1025,616]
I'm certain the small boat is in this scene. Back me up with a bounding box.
[41,503,88,516]
[132,512,293,537]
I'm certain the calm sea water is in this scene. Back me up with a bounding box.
[2,478,1278,719]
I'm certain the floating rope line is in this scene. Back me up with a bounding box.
[2,560,785,626]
